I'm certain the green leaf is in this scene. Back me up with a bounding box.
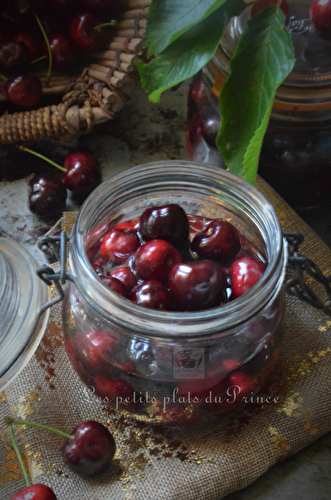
[138,0,247,103]
[216,6,295,184]
[146,0,228,57]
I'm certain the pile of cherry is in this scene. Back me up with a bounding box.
[0,0,117,110]
[89,204,267,311]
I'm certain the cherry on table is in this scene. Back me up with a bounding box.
[168,260,225,311]
[28,174,67,218]
[0,40,30,75]
[11,483,57,500]
[4,74,42,110]
[70,12,109,51]
[230,256,267,299]
[133,239,182,282]
[310,0,331,40]
[12,32,40,61]
[63,151,101,199]
[139,203,190,249]
[191,219,240,262]
[130,279,173,310]
[62,420,116,476]
[100,227,140,263]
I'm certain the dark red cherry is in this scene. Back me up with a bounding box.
[100,227,140,263]
[79,0,117,12]
[139,204,190,249]
[62,420,116,476]
[77,329,116,370]
[110,266,138,293]
[251,0,290,23]
[94,375,135,405]
[12,32,40,60]
[129,279,173,310]
[134,239,182,282]
[11,484,57,500]
[4,74,42,110]
[0,40,30,75]
[28,175,67,218]
[91,256,108,275]
[310,0,331,40]
[230,256,267,299]
[63,151,101,198]
[45,34,80,71]
[100,275,127,296]
[70,12,109,51]
[191,219,240,262]
[168,260,225,311]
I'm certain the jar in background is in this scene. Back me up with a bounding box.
[187,0,331,211]
[62,160,287,427]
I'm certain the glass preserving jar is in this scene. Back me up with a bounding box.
[0,238,50,391]
[186,0,331,211]
[62,161,287,427]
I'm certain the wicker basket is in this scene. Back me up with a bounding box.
[0,0,150,146]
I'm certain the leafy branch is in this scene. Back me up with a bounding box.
[138,0,295,185]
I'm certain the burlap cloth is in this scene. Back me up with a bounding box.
[1,177,331,500]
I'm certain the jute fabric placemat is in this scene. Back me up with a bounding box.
[1,177,330,500]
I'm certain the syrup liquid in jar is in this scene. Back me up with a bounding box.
[62,162,287,426]
[186,0,331,211]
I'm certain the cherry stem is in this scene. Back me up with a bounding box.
[94,20,116,30]
[0,74,6,81]
[5,417,72,440]
[7,423,31,487]
[30,55,47,65]
[34,12,52,84]
[19,146,66,172]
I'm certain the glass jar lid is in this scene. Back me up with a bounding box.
[0,238,50,391]
[206,0,331,122]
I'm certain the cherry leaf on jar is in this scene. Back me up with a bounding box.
[138,0,247,103]
[146,0,235,57]
[216,6,295,184]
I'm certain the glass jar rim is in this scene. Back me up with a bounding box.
[69,161,287,339]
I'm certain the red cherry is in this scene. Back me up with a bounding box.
[70,12,109,51]
[191,219,240,262]
[0,40,30,75]
[94,375,135,403]
[310,0,331,40]
[28,175,67,218]
[62,420,116,476]
[168,260,225,311]
[229,371,256,399]
[4,74,42,110]
[63,151,101,198]
[129,279,173,310]
[45,34,80,71]
[11,484,57,500]
[91,256,108,275]
[79,0,117,12]
[100,227,140,263]
[134,239,182,282]
[76,329,117,370]
[139,204,190,249]
[230,256,267,299]
[12,32,40,60]
[110,266,138,293]
[100,275,127,296]
[251,0,290,23]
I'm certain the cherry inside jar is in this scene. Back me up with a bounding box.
[62,161,287,427]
